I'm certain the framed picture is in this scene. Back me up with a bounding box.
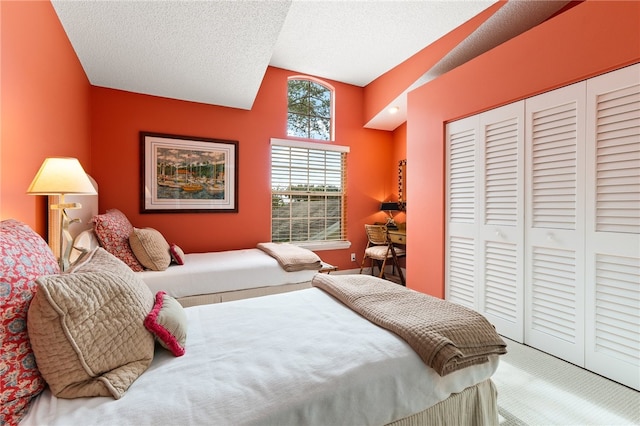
[140,132,238,213]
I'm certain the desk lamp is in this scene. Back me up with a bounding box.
[27,157,97,271]
[380,202,400,229]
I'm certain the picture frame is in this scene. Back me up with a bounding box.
[140,131,238,213]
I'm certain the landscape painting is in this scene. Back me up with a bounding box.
[141,132,238,213]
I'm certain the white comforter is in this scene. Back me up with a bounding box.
[138,248,318,299]
[21,288,498,426]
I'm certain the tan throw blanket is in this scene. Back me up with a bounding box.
[312,274,507,376]
[257,242,322,272]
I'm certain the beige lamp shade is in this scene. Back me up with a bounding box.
[27,157,97,195]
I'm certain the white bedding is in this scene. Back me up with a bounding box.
[138,249,318,299]
[21,288,498,426]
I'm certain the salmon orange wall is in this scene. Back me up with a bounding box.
[406,0,640,296]
[0,1,91,236]
[90,67,395,270]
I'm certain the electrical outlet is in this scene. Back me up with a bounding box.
[350,253,356,262]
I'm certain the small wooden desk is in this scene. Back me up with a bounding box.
[387,229,406,245]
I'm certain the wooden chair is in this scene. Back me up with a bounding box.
[359,224,406,285]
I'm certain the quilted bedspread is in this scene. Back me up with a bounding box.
[312,273,507,375]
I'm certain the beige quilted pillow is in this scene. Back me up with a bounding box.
[129,227,171,271]
[27,248,155,399]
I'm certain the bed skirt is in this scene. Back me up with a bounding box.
[176,281,313,307]
[387,379,498,426]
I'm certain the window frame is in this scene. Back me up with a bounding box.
[270,138,350,251]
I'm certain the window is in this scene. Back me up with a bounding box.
[287,78,333,141]
[271,139,349,249]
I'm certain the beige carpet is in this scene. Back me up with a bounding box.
[492,338,640,426]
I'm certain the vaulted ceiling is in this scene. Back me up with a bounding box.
[52,0,571,130]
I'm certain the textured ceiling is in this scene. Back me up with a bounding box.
[51,1,492,109]
[366,0,572,130]
[51,1,291,110]
[269,1,494,87]
[51,1,569,130]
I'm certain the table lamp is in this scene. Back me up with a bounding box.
[380,202,400,228]
[27,157,97,271]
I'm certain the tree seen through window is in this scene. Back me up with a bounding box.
[287,79,332,141]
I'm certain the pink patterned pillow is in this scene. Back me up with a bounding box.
[91,209,144,272]
[1,219,60,425]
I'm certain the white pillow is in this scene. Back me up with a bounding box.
[71,229,100,263]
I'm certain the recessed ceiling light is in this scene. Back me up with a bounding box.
[388,106,400,114]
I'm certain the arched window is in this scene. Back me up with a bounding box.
[287,77,333,141]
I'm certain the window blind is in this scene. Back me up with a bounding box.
[270,139,348,244]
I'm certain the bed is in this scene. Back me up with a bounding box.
[2,218,506,426]
[138,248,319,306]
[71,208,322,307]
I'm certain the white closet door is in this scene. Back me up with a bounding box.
[446,115,480,310]
[584,63,640,390]
[477,103,525,342]
[446,103,524,342]
[525,82,586,366]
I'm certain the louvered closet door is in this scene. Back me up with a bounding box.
[446,103,525,343]
[584,64,640,391]
[525,82,587,366]
[446,115,480,310]
[477,103,525,342]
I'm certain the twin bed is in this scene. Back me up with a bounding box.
[70,208,321,307]
[2,214,507,426]
[139,248,318,306]
[21,277,503,426]
[75,227,319,307]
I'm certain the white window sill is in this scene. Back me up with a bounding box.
[296,241,351,251]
